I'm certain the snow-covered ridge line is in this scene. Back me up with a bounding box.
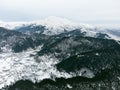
[0,16,94,30]
[0,16,120,40]
[0,21,27,30]
[0,16,120,30]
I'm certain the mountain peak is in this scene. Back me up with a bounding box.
[32,16,78,28]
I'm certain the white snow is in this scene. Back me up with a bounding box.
[67,84,72,89]
[32,16,84,35]
[117,77,120,80]
[95,53,99,56]
[0,46,95,89]
[0,21,28,30]
[77,68,95,78]
[106,33,120,41]
[0,16,120,40]
[0,16,120,89]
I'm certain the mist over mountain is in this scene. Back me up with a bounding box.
[1,16,120,40]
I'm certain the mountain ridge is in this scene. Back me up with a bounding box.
[0,17,120,90]
[0,16,120,40]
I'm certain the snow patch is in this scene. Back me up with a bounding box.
[95,53,99,56]
[78,68,95,78]
[67,84,72,89]
[0,46,95,89]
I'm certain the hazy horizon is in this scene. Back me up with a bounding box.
[0,0,120,24]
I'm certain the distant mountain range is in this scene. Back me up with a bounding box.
[0,16,120,40]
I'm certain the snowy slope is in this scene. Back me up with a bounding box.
[0,17,120,89]
[0,46,94,89]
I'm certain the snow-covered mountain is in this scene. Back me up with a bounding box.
[0,17,120,90]
[0,16,120,40]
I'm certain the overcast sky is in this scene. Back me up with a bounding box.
[0,0,120,24]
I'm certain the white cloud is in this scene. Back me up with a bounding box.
[0,0,120,24]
